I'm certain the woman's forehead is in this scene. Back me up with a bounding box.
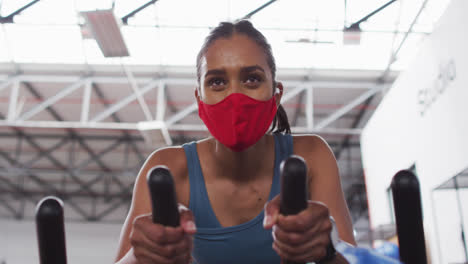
[201,34,270,73]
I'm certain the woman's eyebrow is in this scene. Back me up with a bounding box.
[205,69,226,77]
[240,65,265,74]
[205,66,265,78]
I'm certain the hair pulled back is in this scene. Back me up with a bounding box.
[196,20,291,134]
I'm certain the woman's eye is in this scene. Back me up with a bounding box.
[244,75,263,86]
[208,78,226,88]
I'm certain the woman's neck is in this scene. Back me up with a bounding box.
[208,134,274,183]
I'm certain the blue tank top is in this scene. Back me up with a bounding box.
[182,133,293,264]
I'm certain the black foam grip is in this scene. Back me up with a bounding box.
[279,155,308,264]
[280,155,308,216]
[35,196,67,264]
[391,170,427,264]
[147,165,180,227]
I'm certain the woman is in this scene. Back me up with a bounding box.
[115,20,356,264]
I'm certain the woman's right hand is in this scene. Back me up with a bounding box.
[129,205,196,264]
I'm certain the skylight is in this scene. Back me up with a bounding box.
[0,0,451,70]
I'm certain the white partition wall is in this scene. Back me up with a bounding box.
[361,0,468,263]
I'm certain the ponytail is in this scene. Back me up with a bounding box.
[270,104,291,134]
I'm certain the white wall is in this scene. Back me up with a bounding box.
[0,219,122,264]
[361,0,468,263]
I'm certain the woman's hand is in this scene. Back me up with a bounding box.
[129,205,196,264]
[263,195,333,263]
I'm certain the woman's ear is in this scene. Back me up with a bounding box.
[274,82,283,107]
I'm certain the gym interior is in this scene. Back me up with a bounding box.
[0,0,466,263]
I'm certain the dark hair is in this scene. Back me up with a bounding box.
[196,20,291,134]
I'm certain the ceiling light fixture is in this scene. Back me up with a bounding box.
[81,9,129,57]
[343,0,397,45]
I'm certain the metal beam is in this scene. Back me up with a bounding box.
[23,137,69,168]
[306,87,314,130]
[0,198,18,217]
[15,75,183,85]
[160,125,173,146]
[0,150,92,220]
[0,139,137,221]
[1,100,139,222]
[163,88,189,144]
[0,132,144,141]
[281,85,308,103]
[90,78,160,122]
[6,80,19,121]
[6,74,391,89]
[0,167,136,177]
[21,81,64,122]
[165,102,198,126]
[0,120,138,130]
[18,79,87,121]
[0,185,133,200]
[240,0,277,20]
[2,90,114,196]
[291,93,303,127]
[74,138,124,170]
[94,185,133,221]
[346,0,397,30]
[156,81,166,121]
[292,127,362,135]
[0,75,18,92]
[72,135,113,172]
[24,88,122,174]
[380,0,430,80]
[283,81,381,90]
[315,85,385,130]
[0,0,41,24]
[66,174,103,197]
[121,62,153,121]
[121,0,158,25]
[91,83,146,163]
[335,96,373,160]
[80,80,92,123]
[19,75,82,83]
[0,119,363,135]
[153,81,173,145]
[167,123,362,135]
[59,137,132,195]
[136,120,165,130]
[14,130,100,197]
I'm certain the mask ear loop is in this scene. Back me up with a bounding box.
[276,82,284,94]
[274,85,282,109]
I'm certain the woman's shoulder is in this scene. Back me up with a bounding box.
[144,137,212,177]
[292,134,331,151]
[292,134,336,165]
[134,145,191,207]
[144,146,189,180]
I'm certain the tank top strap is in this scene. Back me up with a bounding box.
[275,133,293,157]
[182,142,220,228]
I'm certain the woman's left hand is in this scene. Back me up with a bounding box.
[263,195,333,263]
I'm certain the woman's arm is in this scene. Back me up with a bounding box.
[294,135,356,245]
[263,135,356,263]
[115,147,190,263]
[115,159,152,262]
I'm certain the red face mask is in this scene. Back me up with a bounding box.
[198,93,278,152]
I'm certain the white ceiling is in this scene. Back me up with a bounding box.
[0,0,451,69]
